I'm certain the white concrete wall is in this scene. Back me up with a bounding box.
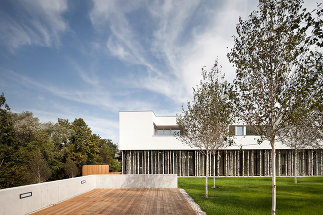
[0,174,177,215]
[0,175,96,215]
[96,174,177,188]
[119,111,293,150]
[119,111,192,150]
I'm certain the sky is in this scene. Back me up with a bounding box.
[0,0,318,144]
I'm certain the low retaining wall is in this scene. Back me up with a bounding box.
[96,174,178,188]
[0,175,96,215]
[0,174,177,215]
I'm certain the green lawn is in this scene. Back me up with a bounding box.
[178,177,323,215]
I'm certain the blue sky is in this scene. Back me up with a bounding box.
[0,0,317,144]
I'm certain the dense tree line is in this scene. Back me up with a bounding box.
[0,93,121,189]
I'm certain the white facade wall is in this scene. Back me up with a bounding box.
[119,111,193,150]
[119,111,290,150]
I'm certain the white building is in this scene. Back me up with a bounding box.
[119,111,323,176]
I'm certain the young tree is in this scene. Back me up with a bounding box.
[177,61,233,198]
[278,109,323,184]
[64,157,79,178]
[228,1,321,214]
[28,150,52,183]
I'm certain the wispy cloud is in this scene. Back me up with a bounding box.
[68,58,100,86]
[0,0,68,51]
[89,0,258,104]
[3,69,156,112]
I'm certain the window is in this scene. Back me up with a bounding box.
[164,129,171,136]
[235,126,244,136]
[155,127,180,136]
[156,129,164,136]
[171,129,181,136]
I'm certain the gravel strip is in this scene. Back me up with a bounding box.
[179,189,207,215]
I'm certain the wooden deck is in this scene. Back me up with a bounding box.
[33,189,196,215]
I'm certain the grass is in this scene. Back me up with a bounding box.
[178,177,323,215]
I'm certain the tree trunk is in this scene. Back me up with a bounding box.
[213,152,216,188]
[271,142,276,215]
[294,148,297,184]
[205,151,209,198]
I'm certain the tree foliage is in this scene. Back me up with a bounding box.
[0,93,121,189]
[277,108,323,183]
[227,0,322,214]
[177,61,233,198]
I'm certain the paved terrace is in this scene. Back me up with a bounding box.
[33,188,196,215]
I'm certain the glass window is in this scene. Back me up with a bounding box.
[155,127,180,136]
[235,126,244,136]
[171,129,181,136]
[156,129,164,136]
[164,129,171,136]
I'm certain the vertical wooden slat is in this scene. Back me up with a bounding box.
[121,151,124,174]
[213,152,216,177]
[130,151,132,174]
[247,151,249,176]
[148,151,150,174]
[235,151,237,176]
[285,150,288,176]
[251,150,254,176]
[202,152,205,176]
[167,151,171,174]
[269,150,272,176]
[315,150,319,176]
[225,150,228,176]
[259,150,262,176]
[302,150,305,176]
[291,150,294,176]
[307,150,312,176]
[311,150,314,176]
[173,151,175,174]
[278,150,281,176]
[162,151,165,174]
[179,150,182,176]
[194,151,196,176]
[137,151,139,174]
[237,151,240,176]
[265,150,268,176]
[242,151,244,176]
[217,151,220,176]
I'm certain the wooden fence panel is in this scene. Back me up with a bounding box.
[82,165,109,176]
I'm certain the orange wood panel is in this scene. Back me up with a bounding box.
[82,165,109,176]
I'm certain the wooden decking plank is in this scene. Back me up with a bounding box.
[33,188,196,215]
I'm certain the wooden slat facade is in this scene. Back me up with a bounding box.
[122,149,323,176]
